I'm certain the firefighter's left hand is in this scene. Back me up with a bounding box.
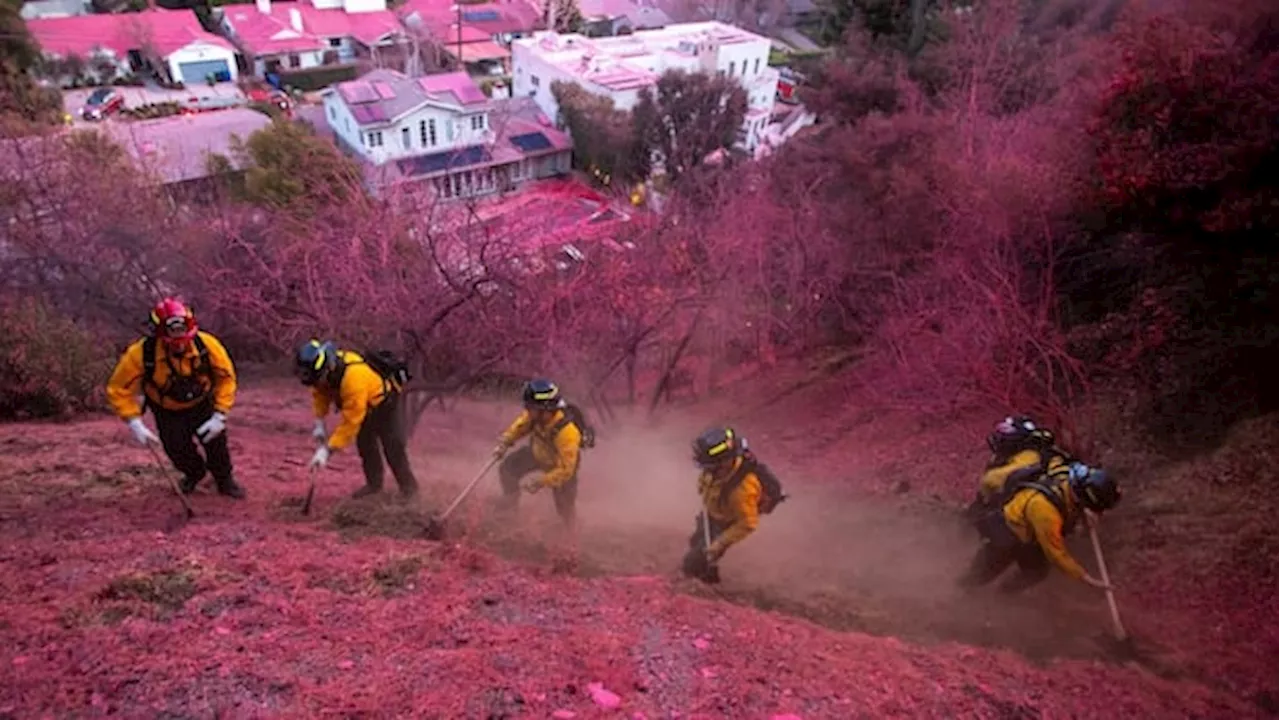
[521,477,544,495]
[705,545,725,565]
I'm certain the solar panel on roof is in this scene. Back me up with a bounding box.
[462,9,501,21]
[339,81,379,105]
[372,81,396,100]
[396,145,491,177]
[510,132,553,153]
[351,104,389,124]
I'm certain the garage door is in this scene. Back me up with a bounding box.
[177,59,231,84]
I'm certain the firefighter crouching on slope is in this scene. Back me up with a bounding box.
[960,461,1120,593]
[296,340,420,500]
[491,379,590,527]
[965,415,1076,524]
[681,427,786,584]
[105,298,245,499]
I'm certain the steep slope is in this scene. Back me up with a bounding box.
[0,385,1267,717]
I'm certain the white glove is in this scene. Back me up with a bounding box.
[309,446,330,470]
[311,419,327,443]
[197,412,227,443]
[127,417,159,447]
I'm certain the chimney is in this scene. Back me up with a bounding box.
[255,0,270,13]
[289,7,303,31]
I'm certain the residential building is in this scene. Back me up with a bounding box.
[220,0,407,77]
[321,69,571,199]
[577,0,671,37]
[19,0,90,21]
[26,10,239,86]
[510,21,778,151]
[99,108,274,204]
[399,0,542,74]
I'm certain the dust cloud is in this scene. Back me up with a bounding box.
[411,404,1127,664]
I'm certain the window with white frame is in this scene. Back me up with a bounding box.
[367,131,383,147]
[754,58,760,74]
[470,115,485,131]
[401,126,411,148]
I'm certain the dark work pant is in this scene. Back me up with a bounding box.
[681,512,729,578]
[356,393,419,494]
[498,445,579,523]
[152,401,233,483]
[960,512,1051,593]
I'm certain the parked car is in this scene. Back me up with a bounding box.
[81,88,124,121]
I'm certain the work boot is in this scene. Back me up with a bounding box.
[215,475,246,499]
[179,474,202,495]
[351,485,382,499]
[398,483,420,501]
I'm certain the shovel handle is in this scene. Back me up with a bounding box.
[147,444,195,518]
[1088,521,1128,642]
[301,465,317,516]
[438,456,500,522]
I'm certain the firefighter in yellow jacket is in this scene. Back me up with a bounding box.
[492,379,585,525]
[960,461,1120,593]
[966,415,1075,522]
[295,339,420,499]
[105,298,244,498]
[681,426,781,584]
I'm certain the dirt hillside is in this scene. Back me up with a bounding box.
[0,381,1273,717]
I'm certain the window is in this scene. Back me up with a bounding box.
[288,53,301,69]
[754,58,760,74]
[531,75,541,87]
[366,131,383,147]
[401,126,411,148]
[427,119,437,146]
[328,38,342,48]
[729,61,735,75]
[470,115,485,131]
[327,104,335,119]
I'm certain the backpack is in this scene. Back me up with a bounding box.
[551,401,596,449]
[994,465,1077,535]
[723,451,788,515]
[142,334,214,404]
[358,348,412,391]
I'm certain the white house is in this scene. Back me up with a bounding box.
[220,0,407,77]
[26,10,239,86]
[321,69,572,200]
[19,0,91,21]
[510,21,778,151]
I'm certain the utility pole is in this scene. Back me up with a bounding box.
[547,0,557,33]
[453,3,463,71]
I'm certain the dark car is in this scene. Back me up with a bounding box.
[81,87,124,121]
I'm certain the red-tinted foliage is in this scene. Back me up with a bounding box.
[1093,1,1278,239]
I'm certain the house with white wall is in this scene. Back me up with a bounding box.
[321,68,572,200]
[20,0,90,21]
[220,0,407,77]
[510,21,778,151]
[27,9,239,86]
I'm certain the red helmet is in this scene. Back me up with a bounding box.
[149,297,197,346]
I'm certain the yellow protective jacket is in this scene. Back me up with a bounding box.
[106,331,237,418]
[979,448,1072,502]
[699,456,762,555]
[499,408,582,489]
[311,350,391,452]
[1002,478,1087,579]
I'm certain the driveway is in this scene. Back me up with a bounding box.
[62,83,248,118]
